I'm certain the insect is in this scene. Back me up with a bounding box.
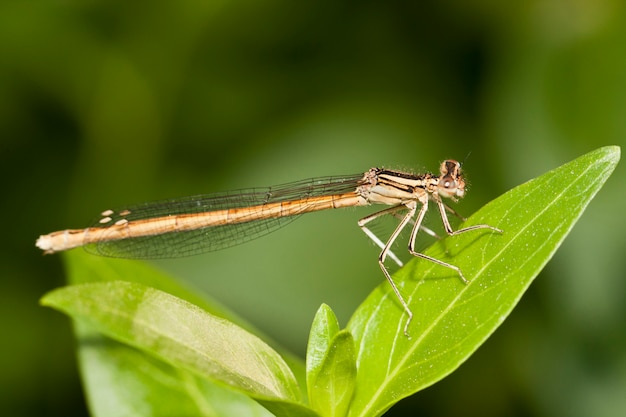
[37,160,502,336]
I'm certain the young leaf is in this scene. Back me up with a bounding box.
[308,330,356,417]
[307,305,356,416]
[346,146,620,417]
[41,281,318,417]
[306,304,341,399]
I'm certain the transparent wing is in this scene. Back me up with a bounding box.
[85,173,366,259]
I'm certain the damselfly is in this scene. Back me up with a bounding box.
[36,160,501,336]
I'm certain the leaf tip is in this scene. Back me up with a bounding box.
[39,290,57,308]
[598,145,621,164]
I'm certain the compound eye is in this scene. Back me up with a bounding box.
[440,160,461,177]
[438,176,457,198]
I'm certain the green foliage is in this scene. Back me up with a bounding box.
[344,146,620,416]
[307,305,356,417]
[41,146,619,416]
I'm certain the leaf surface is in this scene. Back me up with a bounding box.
[307,305,356,417]
[42,280,318,417]
[346,146,620,417]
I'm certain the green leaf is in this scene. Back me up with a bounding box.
[306,304,341,400]
[346,146,620,417]
[307,305,357,416]
[307,330,356,417]
[74,321,273,417]
[60,249,309,416]
[41,281,318,417]
[63,249,268,332]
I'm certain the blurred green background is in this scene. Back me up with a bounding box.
[1,0,625,416]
